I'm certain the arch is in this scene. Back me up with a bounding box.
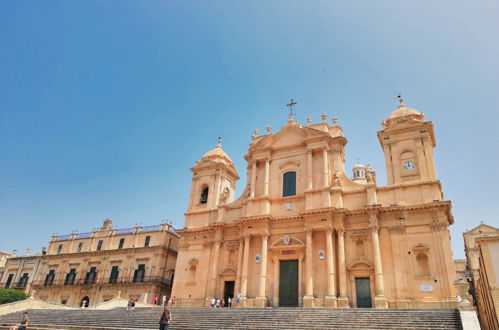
[347,260,374,270]
[80,296,90,308]
[199,186,209,204]
[278,160,301,170]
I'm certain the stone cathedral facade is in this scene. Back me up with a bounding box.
[171,99,458,309]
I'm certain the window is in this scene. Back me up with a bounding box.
[118,238,125,249]
[282,171,297,197]
[64,269,76,285]
[416,253,430,276]
[18,273,29,288]
[57,244,63,254]
[97,240,103,251]
[85,267,97,285]
[44,270,55,286]
[133,264,145,283]
[144,236,151,247]
[200,187,209,204]
[5,274,14,288]
[109,266,119,284]
[77,242,83,253]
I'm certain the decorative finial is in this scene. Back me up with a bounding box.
[252,128,259,139]
[217,136,222,147]
[266,126,272,134]
[306,117,312,125]
[397,94,406,108]
[321,113,327,122]
[332,117,338,126]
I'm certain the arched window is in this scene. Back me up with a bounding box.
[416,253,430,276]
[188,265,197,283]
[200,187,209,204]
[283,171,296,197]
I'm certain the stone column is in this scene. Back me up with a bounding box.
[256,232,269,307]
[240,234,251,301]
[325,226,337,307]
[304,228,314,307]
[337,228,349,307]
[263,159,270,196]
[208,234,222,298]
[307,149,313,190]
[369,214,388,308]
[250,160,257,198]
[235,237,244,295]
[322,148,329,187]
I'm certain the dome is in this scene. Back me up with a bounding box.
[202,142,233,164]
[353,163,365,169]
[383,98,425,127]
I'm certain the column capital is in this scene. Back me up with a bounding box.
[324,225,333,234]
[337,227,345,235]
[261,231,270,239]
[304,227,313,234]
[368,216,379,232]
[242,233,251,240]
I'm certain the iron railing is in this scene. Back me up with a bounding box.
[30,276,172,288]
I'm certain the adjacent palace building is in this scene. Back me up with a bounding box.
[171,98,458,309]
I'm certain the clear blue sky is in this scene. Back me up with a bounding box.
[1,1,498,259]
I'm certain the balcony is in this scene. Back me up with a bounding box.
[31,276,172,289]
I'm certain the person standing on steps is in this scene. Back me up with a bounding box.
[152,295,158,306]
[211,297,216,307]
[171,296,176,307]
[162,295,167,307]
[159,307,172,330]
[9,311,29,330]
[228,297,232,308]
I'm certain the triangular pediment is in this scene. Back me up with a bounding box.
[252,125,330,151]
[467,223,498,235]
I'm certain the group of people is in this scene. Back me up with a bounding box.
[210,296,232,308]
[151,295,176,307]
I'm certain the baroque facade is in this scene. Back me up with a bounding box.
[464,223,499,329]
[28,220,179,307]
[171,98,458,309]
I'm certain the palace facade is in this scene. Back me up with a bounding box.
[171,99,458,309]
[28,220,179,307]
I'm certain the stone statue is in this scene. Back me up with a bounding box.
[117,291,122,299]
[219,187,230,204]
[101,219,113,230]
[333,172,342,187]
[366,166,377,184]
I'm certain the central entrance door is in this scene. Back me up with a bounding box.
[279,259,298,307]
[355,277,372,308]
[223,281,234,305]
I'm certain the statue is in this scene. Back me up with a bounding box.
[333,172,342,187]
[117,291,122,299]
[283,235,291,245]
[101,219,113,230]
[219,187,230,204]
[366,165,377,184]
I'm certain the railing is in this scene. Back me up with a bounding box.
[0,283,28,290]
[141,225,161,232]
[31,276,172,288]
[56,234,72,241]
[76,232,92,239]
[115,227,134,235]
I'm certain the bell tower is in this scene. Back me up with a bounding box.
[185,139,239,228]
[377,97,437,185]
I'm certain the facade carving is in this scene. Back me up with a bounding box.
[171,99,458,309]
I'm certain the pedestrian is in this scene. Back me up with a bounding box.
[9,311,28,330]
[158,307,172,330]
[211,297,216,308]
[221,299,225,307]
[152,295,158,306]
[228,297,232,308]
[127,298,133,311]
[162,295,167,307]
[171,296,176,307]
[236,292,241,304]
[131,298,136,311]
[216,298,221,308]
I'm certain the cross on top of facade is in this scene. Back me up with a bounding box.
[286,99,297,118]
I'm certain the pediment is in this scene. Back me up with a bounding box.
[270,235,305,248]
[348,260,374,270]
[467,223,498,235]
[220,267,237,276]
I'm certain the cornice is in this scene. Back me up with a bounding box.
[44,245,174,260]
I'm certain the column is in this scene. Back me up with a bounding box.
[369,214,388,308]
[325,226,336,297]
[322,148,329,187]
[235,238,244,294]
[250,160,257,198]
[263,159,270,196]
[240,234,251,298]
[258,232,269,303]
[337,228,348,300]
[305,228,314,297]
[307,149,313,190]
[209,235,222,297]
[273,257,279,307]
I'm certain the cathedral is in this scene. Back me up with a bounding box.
[171,98,458,309]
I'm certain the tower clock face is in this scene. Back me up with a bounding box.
[403,161,416,171]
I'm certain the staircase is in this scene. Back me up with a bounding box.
[0,307,463,329]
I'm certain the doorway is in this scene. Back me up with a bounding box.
[223,281,234,306]
[279,259,298,307]
[80,296,90,308]
[355,277,372,308]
